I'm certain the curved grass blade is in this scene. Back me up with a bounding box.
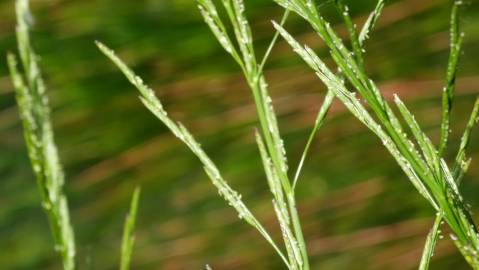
[120,187,141,270]
[96,41,290,268]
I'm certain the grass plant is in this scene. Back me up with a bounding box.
[7,0,76,268]
[270,0,479,268]
[8,1,141,269]
[97,0,385,269]
[8,0,479,268]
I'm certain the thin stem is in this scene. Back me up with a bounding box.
[9,1,76,269]
[259,9,290,71]
[453,96,479,182]
[439,0,463,156]
[97,41,291,268]
[334,0,364,67]
[120,187,141,270]
[293,90,334,189]
[359,0,385,46]
[419,214,442,270]
[273,0,479,266]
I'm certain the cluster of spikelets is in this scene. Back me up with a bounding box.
[8,0,479,269]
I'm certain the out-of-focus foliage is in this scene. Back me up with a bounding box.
[1,0,479,269]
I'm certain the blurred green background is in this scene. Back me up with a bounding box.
[1,0,479,269]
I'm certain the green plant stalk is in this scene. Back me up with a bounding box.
[278,0,468,232]
[439,0,463,156]
[419,1,469,267]
[7,0,76,269]
[256,132,302,269]
[453,97,479,183]
[293,90,334,188]
[97,41,291,268]
[334,0,364,67]
[359,0,385,46]
[259,9,290,71]
[245,46,311,270]
[420,96,479,269]
[291,0,384,189]
[419,214,443,270]
[120,187,141,270]
[198,1,310,268]
[249,77,310,270]
[272,0,479,267]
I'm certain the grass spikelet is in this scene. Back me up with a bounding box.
[7,0,76,269]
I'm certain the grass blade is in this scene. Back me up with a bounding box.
[272,1,479,265]
[293,90,334,188]
[439,0,463,155]
[394,95,441,177]
[8,1,76,269]
[419,214,442,270]
[259,10,290,71]
[256,132,302,269]
[334,0,364,67]
[96,41,290,268]
[419,97,479,269]
[272,21,437,210]
[453,96,479,182]
[197,2,311,268]
[359,0,385,46]
[120,187,141,270]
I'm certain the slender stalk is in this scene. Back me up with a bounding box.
[7,0,76,269]
[420,96,479,269]
[453,97,479,182]
[419,214,443,270]
[97,41,290,268]
[439,0,463,156]
[293,90,334,188]
[418,1,472,268]
[334,0,364,67]
[272,0,479,267]
[259,10,290,71]
[198,1,310,268]
[120,187,141,270]
[359,0,385,46]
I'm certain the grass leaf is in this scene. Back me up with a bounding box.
[8,1,76,269]
[120,187,141,270]
[293,90,334,188]
[419,214,443,270]
[359,0,385,45]
[439,0,464,155]
[96,41,290,268]
[272,1,479,266]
